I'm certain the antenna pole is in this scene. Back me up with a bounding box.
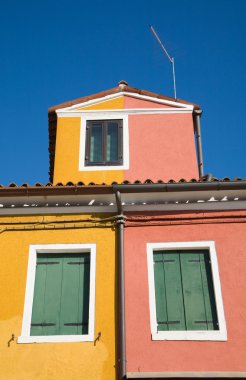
[149,25,177,99]
[172,57,177,99]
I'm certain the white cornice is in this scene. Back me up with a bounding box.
[0,189,245,215]
[56,92,194,113]
[56,108,193,118]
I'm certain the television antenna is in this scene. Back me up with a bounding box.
[149,25,177,99]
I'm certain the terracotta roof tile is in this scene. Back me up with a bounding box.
[0,177,245,194]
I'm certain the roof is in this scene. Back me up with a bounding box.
[48,81,201,182]
[0,178,246,215]
[0,177,245,196]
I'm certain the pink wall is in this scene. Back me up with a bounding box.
[124,96,171,109]
[124,211,246,372]
[124,113,199,182]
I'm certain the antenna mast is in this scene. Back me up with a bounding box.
[149,25,177,99]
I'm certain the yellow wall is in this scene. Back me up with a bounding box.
[77,96,124,110]
[0,214,116,380]
[53,97,125,185]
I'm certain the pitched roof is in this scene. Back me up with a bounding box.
[0,178,245,197]
[48,81,200,182]
[48,81,200,113]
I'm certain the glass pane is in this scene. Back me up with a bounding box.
[106,123,118,162]
[90,124,103,162]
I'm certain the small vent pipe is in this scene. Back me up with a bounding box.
[193,109,204,178]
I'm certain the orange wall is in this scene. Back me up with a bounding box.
[124,211,246,372]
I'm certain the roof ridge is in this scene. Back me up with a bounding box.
[48,83,200,113]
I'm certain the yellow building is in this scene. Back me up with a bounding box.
[0,83,132,380]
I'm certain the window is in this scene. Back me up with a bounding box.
[79,113,129,171]
[18,244,96,343]
[85,120,123,166]
[147,241,227,341]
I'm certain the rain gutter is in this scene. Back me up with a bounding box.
[114,190,126,380]
[113,181,246,193]
[193,109,204,178]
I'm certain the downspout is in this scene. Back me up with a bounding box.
[114,190,126,380]
[193,109,204,178]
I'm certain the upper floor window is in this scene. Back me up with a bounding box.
[85,120,123,166]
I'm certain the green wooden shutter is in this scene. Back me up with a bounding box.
[31,253,90,336]
[199,251,218,330]
[154,252,168,331]
[180,251,207,330]
[31,255,63,336]
[153,250,218,332]
[180,250,218,331]
[163,252,186,330]
[60,253,90,335]
[153,251,185,331]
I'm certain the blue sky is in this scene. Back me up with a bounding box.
[0,0,245,185]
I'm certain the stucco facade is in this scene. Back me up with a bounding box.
[52,93,198,185]
[0,214,116,380]
[125,210,246,374]
[1,82,246,380]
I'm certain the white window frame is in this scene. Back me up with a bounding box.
[147,241,227,341]
[79,112,129,171]
[18,243,96,343]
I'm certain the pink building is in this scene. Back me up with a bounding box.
[94,82,246,379]
[49,81,246,379]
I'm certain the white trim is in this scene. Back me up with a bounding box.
[18,243,96,343]
[56,109,193,117]
[79,113,129,171]
[56,92,194,113]
[127,372,246,379]
[147,241,227,341]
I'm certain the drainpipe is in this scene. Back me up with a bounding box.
[193,109,204,178]
[114,190,126,380]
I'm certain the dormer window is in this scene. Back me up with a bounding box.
[85,120,123,166]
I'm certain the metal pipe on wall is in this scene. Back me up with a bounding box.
[114,190,126,380]
[193,109,204,178]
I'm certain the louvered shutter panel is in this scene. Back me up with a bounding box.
[59,253,90,335]
[163,252,186,330]
[199,251,218,330]
[153,252,168,331]
[181,251,209,331]
[31,255,63,336]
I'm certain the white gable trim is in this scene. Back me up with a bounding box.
[56,92,194,113]
[57,108,193,118]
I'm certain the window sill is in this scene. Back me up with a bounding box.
[151,330,227,341]
[18,334,94,344]
[80,164,127,171]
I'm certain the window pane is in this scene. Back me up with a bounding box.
[106,123,118,162]
[90,124,103,162]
